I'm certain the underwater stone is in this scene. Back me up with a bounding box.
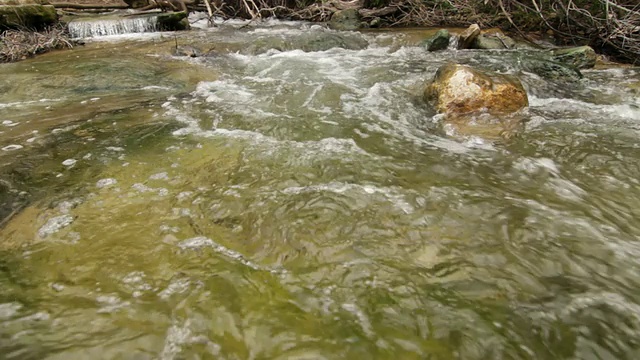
[96,178,117,188]
[38,215,74,238]
[173,45,201,57]
[62,159,77,167]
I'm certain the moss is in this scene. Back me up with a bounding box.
[156,11,189,31]
[0,4,57,30]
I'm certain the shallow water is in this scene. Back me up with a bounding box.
[1,19,640,359]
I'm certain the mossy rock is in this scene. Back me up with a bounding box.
[520,57,583,81]
[328,9,361,31]
[1,0,49,4]
[422,29,450,52]
[551,45,597,69]
[156,11,189,31]
[0,4,57,30]
[472,34,515,50]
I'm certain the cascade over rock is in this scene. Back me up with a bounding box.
[67,12,189,38]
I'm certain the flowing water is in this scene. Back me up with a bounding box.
[1,18,640,359]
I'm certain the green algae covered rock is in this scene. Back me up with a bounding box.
[422,29,450,52]
[0,4,57,30]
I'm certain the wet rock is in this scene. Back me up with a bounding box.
[425,63,528,116]
[457,24,481,50]
[328,9,361,31]
[422,29,450,52]
[472,33,516,50]
[520,57,583,81]
[173,45,201,57]
[245,31,368,54]
[551,45,597,69]
[298,32,368,52]
[157,11,189,31]
[0,4,57,30]
[369,17,382,28]
[424,63,528,138]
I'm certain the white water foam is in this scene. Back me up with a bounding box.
[529,95,640,121]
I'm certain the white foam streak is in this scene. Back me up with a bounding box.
[178,236,285,274]
[529,96,640,121]
[282,181,414,214]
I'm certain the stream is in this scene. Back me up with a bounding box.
[1,16,640,359]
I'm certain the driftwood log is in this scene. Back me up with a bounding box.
[51,3,129,9]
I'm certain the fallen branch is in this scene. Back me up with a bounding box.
[51,3,129,9]
[1,26,74,63]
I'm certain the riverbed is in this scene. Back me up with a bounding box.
[1,18,640,359]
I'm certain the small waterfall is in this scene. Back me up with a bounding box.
[68,16,159,38]
[448,35,459,50]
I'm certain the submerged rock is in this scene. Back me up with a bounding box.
[38,215,74,238]
[328,9,361,31]
[245,31,368,54]
[457,24,480,50]
[422,29,450,52]
[0,4,57,30]
[424,63,528,138]
[172,45,201,57]
[551,45,597,69]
